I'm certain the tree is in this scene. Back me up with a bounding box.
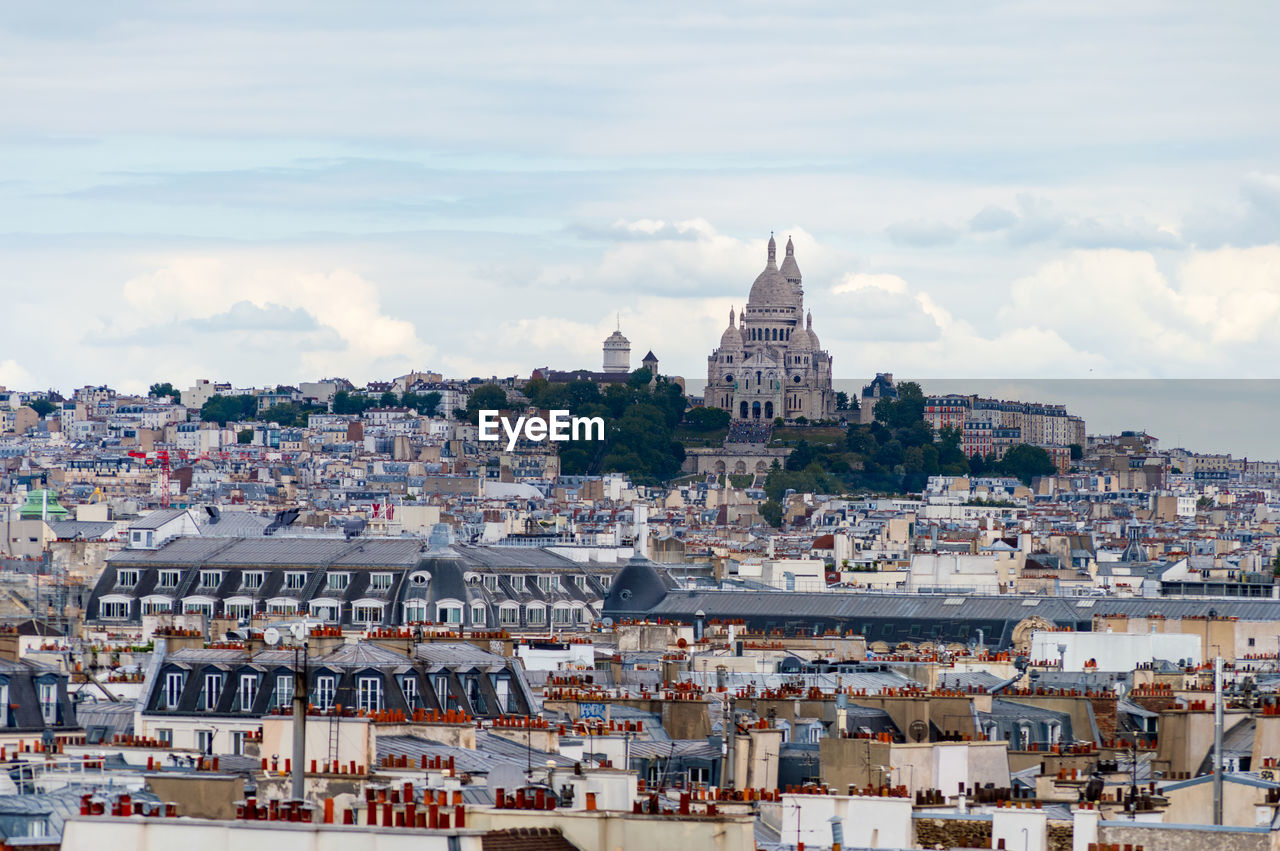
[996,444,1057,485]
[463,384,510,424]
[379,391,399,408]
[200,394,256,426]
[760,499,784,528]
[260,403,305,428]
[684,406,730,432]
[149,382,180,402]
[237,428,254,444]
[28,399,54,418]
[835,391,850,411]
[1069,443,1083,460]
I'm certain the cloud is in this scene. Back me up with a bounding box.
[81,255,436,386]
[885,219,960,247]
[964,194,1182,250]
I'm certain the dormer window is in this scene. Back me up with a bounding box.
[199,571,222,589]
[242,571,264,591]
[158,570,180,589]
[327,572,350,591]
[116,569,139,588]
[285,572,307,591]
[370,573,393,591]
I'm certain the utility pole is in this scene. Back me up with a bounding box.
[292,639,308,802]
[1213,656,1224,825]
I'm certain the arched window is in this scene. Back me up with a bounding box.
[740,402,748,419]
[765,402,773,419]
[752,401,761,419]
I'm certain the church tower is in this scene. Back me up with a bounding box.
[706,234,834,421]
[602,317,631,373]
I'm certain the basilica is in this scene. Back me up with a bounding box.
[705,235,835,421]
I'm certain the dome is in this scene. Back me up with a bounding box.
[719,308,744,350]
[804,311,820,350]
[789,325,813,351]
[747,234,798,309]
[602,554,670,616]
[778,236,801,283]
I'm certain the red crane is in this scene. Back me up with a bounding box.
[128,450,172,508]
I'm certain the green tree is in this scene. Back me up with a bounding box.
[684,406,730,432]
[996,444,1057,485]
[237,428,254,444]
[760,499,783,528]
[463,384,510,424]
[379,391,399,408]
[28,398,54,418]
[259,403,304,428]
[835,391,849,411]
[149,382,181,402]
[1069,443,1083,460]
[200,394,256,426]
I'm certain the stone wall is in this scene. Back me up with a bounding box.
[1098,822,1271,851]
[914,816,992,849]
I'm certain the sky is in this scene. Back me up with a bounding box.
[1,2,1279,449]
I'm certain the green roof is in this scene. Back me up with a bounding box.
[17,489,69,520]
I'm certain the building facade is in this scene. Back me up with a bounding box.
[706,235,835,421]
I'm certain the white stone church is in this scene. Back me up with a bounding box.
[705,235,835,421]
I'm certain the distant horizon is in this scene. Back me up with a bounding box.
[682,377,1280,462]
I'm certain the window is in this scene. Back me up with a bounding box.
[433,675,453,710]
[403,602,427,623]
[231,731,247,755]
[142,600,171,616]
[499,606,520,626]
[158,570,180,588]
[353,604,383,624]
[315,676,335,711]
[204,673,223,710]
[311,601,340,622]
[226,602,253,621]
[409,573,429,587]
[483,574,499,592]
[196,730,212,754]
[437,603,463,624]
[100,601,129,620]
[494,677,514,713]
[326,573,349,591]
[553,607,573,625]
[184,600,214,618]
[572,575,587,591]
[471,604,486,626]
[116,570,139,588]
[401,676,419,709]
[276,674,294,709]
[357,676,383,713]
[536,575,558,593]
[267,600,298,616]
[241,572,264,590]
[38,682,57,724]
[156,728,173,746]
[199,571,222,589]
[165,672,185,709]
[370,573,393,591]
[239,674,258,712]
[285,572,307,591]
[526,605,546,626]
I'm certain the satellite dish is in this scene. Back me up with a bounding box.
[601,617,614,628]
[910,720,929,743]
[263,628,282,647]
[289,623,307,642]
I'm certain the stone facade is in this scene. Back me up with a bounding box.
[706,235,835,422]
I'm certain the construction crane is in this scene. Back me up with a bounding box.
[127,450,172,508]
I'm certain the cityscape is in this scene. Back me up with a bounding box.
[3,4,1279,851]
